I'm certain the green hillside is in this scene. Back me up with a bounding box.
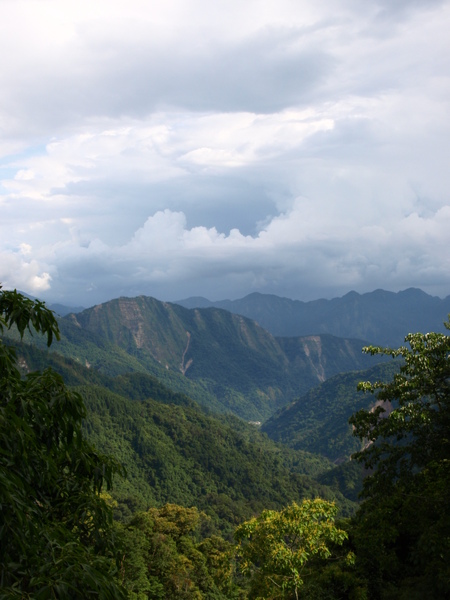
[23,295,380,420]
[262,361,400,462]
[14,341,357,535]
[4,289,449,598]
[82,385,357,533]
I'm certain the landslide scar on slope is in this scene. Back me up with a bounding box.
[180,331,193,375]
[303,336,326,382]
[118,298,145,348]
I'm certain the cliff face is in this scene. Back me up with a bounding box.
[58,295,379,420]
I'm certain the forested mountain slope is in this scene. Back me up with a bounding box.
[5,289,449,598]
[176,288,450,346]
[15,341,358,535]
[83,386,357,533]
[262,361,400,462]
[15,295,379,420]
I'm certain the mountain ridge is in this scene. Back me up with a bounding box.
[56,296,378,420]
[175,287,450,346]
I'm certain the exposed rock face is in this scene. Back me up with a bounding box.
[57,294,379,420]
[118,298,146,349]
[301,336,325,383]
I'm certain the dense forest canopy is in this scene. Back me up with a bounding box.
[1,286,449,598]
[0,287,126,598]
[349,324,450,599]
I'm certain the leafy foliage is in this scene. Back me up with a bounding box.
[119,504,244,599]
[350,318,450,598]
[235,499,352,599]
[0,287,125,598]
[0,287,60,347]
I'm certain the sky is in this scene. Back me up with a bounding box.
[1,0,449,307]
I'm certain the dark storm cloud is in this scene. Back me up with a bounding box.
[56,173,276,237]
[3,27,333,136]
[1,0,450,304]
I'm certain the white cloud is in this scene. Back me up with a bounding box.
[0,250,52,294]
[1,0,449,303]
[3,200,447,304]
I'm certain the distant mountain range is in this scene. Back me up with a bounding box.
[10,288,441,521]
[13,295,379,421]
[48,302,85,316]
[15,287,448,420]
[13,287,449,423]
[175,288,450,346]
[44,287,450,348]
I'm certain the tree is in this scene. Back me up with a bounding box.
[350,318,450,598]
[234,499,351,600]
[0,287,126,598]
[119,504,241,599]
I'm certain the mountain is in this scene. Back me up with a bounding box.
[36,295,379,420]
[48,302,85,316]
[261,361,399,463]
[15,290,85,316]
[175,288,450,346]
[14,341,357,533]
[83,386,357,532]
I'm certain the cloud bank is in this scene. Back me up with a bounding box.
[1,0,449,305]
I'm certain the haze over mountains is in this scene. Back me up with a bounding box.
[175,288,450,347]
[37,295,377,421]
[48,287,450,347]
[9,285,449,534]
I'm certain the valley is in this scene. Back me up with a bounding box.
[25,294,384,420]
[3,286,449,598]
